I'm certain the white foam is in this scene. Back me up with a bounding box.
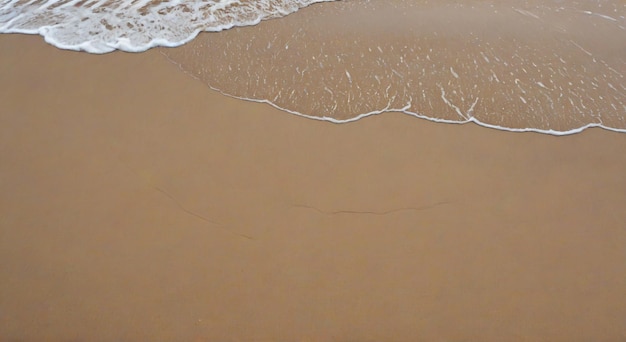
[158,0,625,136]
[0,0,336,53]
[2,0,625,136]
[161,52,626,136]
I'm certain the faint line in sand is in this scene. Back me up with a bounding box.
[118,157,255,241]
[292,201,451,216]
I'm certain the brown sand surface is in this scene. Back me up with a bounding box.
[1,34,626,341]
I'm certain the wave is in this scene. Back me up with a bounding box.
[0,0,334,53]
[1,0,625,134]
[162,0,626,134]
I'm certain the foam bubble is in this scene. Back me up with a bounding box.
[0,0,334,53]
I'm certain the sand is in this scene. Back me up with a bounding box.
[1,34,626,341]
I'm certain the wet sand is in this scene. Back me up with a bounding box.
[1,34,626,341]
[164,0,626,132]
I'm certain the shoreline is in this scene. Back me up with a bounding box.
[161,51,626,136]
[1,34,626,341]
[162,0,626,132]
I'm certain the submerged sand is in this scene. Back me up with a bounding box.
[165,0,626,132]
[1,34,626,341]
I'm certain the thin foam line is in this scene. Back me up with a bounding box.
[160,50,626,136]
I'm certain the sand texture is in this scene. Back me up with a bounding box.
[1,34,626,341]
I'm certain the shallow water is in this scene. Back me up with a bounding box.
[0,0,329,52]
[1,0,625,134]
[162,0,626,134]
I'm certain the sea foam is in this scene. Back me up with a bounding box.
[163,0,626,134]
[0,0,333,53]
[1,0,625,135]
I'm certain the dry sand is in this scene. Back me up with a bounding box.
[1,34,626,341]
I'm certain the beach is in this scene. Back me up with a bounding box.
[1,32,626,341]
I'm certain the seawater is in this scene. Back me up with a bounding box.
[0,0,330,52]
[1,0,625,134]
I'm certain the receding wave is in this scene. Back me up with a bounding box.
[1,0,625,134]
[0,0,331,53]
[162,0,626,134]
